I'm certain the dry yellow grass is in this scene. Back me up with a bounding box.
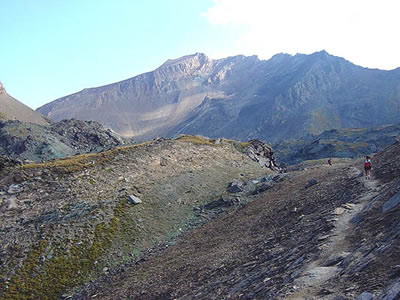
[175,135,215,145]
[23,142,151,173]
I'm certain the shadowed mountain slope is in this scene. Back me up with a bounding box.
[37,51,400,141]
[0,82,48,126]
[274,123,400,165]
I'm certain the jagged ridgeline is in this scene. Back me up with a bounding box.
[37,51,400,142]
[0,136,277,299]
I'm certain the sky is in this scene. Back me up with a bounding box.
[1,0,400,109]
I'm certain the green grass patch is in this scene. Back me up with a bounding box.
[23,142,150,174]
[1,200,134,300]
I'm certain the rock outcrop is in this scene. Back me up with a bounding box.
[246,139,280,171]
[0,119,126,161]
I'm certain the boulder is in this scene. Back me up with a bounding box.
[382,191,400,213]
[7,184,22,194]
[246,140,280,171]
[227,179,244,193]
[127,195,142,205]
[355,292,374,300]
[305,178,317,189]
[377,280,400,300]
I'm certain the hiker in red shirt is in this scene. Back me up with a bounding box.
[364,156,372,179]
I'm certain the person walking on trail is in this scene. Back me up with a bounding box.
[328,158,332,166]
[364,156,372,179]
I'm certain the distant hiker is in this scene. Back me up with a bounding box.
[364,156,372,179]
[328,158,332,166]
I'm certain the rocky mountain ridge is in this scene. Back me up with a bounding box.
[37,51,400,141]
[274,123,400,165]
[0,82,49,126]
[0,119,126,162]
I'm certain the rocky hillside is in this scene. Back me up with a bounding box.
[0,137,277,299]
[1,134,399,299]
[73,141,400,300]
[0,119,126,162]
[274,123,400,165]
[37,51,400,141]
[0,82,48,126]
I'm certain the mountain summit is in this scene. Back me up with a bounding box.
[37,51,400,141]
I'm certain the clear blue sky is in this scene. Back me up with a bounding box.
[2,0,400,109]
[0,0,238,109]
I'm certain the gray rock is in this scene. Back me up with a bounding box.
[127,195,142,205]
[252,182,273,195]
[322,252,349,267]
[334,207,345,215]
[6,197,18,210]
[7,184,22,194]
[203,197,239,210]
[382,191,400,212]
[355,292,374,300]
[227,179,244,193]
[305,178,318,189]
[377,280,400,300]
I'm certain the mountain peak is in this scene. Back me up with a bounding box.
[0,81,7,95]
[160,53,210,68]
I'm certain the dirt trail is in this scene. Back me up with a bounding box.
[286,165,382,299]
[74,159,372,299]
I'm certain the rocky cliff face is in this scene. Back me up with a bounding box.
[0,119,126,162]
[37,51,400,141]
[0,82,49,126]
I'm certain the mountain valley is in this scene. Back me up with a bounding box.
[1,50,400,300]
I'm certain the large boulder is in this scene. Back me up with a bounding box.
[246,139,280,171]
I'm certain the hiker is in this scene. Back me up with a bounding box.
[328,158,332,166]
[364,156,372,179]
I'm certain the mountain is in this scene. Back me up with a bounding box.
[37,51,400,141]
[0,82,48,125]
[274,123,400,165]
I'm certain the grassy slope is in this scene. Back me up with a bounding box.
[0,137,268,299]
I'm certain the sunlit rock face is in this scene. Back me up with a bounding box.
[37,51,400,141]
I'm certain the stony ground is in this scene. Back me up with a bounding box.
[0,137,271,299]
[1,139,400,299]
[74,144,400,299]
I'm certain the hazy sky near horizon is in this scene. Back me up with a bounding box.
[1,0,400,109]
